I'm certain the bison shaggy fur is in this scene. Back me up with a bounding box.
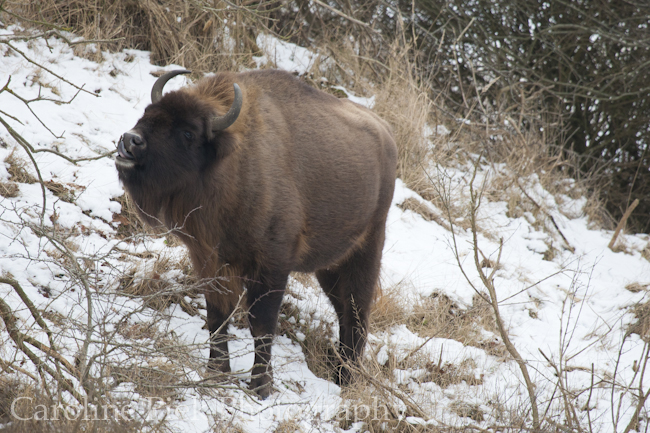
[115,69,397,398]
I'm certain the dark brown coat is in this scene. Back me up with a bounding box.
[116,69,397,398]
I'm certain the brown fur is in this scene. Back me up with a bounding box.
[116,69,397,398]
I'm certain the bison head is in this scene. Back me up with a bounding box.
[115,70,243,200]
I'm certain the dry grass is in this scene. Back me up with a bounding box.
[628,299,650,342]
[370,282,409,332]
[111,193,154,239]
[44,180,82,203]
[0,180,19,198]
[273,420,304,433]
[4,149,36,184]
[7,0,268,73]
[397,197,452,231]
[368,48,435,196]
[407,292,507,358]
[118,254,198,314]
[111,360,181,400]
[0,377,143,433]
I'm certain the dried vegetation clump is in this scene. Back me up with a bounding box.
[407,292,506,358]
[110,193,154,239]
[628,299,650,342]
[7,0,265,73]
[0,377,143,433]
[1,149,34,197]
[118,254,199,315]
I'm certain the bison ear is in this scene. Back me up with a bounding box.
[206,127,239,160]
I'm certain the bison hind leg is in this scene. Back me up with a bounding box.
[316,222,385,386]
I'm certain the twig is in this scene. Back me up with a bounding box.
[0,297,84,403]
[1,75,84,138]
[0,113,113,164]
[0,115,47,221]
[622,341,650,433]
[539,349,583,433]
[516,178,574,252]
[608,198,639,250]
[311,0,375,29]
[28,223,94,392]
[0,357,39,382]
[0,277,57,352]
[5,41,96,96]
[467,157,541,429]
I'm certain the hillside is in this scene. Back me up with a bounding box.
[1,23,650,433]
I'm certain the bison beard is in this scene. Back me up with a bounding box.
[115,69,397,399]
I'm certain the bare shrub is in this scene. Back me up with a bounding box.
[0,378,143,433]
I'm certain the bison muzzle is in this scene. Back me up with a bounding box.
[115,69,397,398]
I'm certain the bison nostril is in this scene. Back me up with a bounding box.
[130,134,143,146]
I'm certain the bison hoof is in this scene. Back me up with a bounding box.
[250,374,272,399]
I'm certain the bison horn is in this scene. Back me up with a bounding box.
[211,84,243,131]
[151,69,191,104]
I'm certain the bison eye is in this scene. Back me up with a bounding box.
[183,131,194,140]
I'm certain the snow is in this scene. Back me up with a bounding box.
[1,29,649,432]
[254,33,328,75]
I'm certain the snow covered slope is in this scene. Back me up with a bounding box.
[1,27,649,432]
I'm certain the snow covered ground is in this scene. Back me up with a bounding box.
[1,26,649,432]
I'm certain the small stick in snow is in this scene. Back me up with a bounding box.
[608,198,639,250]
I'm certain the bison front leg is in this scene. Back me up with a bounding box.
[205,294,232,374]
[246,271,288,399]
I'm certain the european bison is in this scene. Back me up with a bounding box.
[115,69,397,398]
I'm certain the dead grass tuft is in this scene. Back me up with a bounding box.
[111,193,153,239]
[0,377,142,432]
[279,300,336,381]
[369,47,434,197]
[8,0,266,73]
[0,180,19,197]
[628,299,650,342]
[4,149,36,184]
[626,282,649,293]
[449,400,485,422]
[118,255,197,313]
[112,360,181,400]
[423,357,483,388]
[408,292,506,358]
[273,420,304,433]
[116,320,158,341]
[397,197,450,230]
[44,180,83,203]
[370,282,408,332]
[337,380,435,433]
[0,376,24,423]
